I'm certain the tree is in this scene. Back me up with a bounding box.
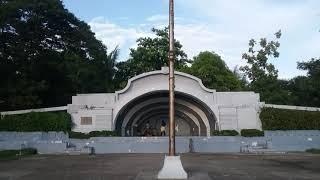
[290,58,320,107]
[297,58,320,80]
[240,30,281,82]
[240,30,289,103]
[0,0,116,110]
[114,28,189,89]
[183,51,242,91]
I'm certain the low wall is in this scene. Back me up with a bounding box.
[0,132,68,154]
[70,137,190,154]
[0,131,320,154]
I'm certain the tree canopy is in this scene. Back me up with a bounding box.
[113,28,189,90]
[290,58,320,107]
[0,0,116,110]
[240,30,291,103]
[1,0,319,110]
[182,51,242,91]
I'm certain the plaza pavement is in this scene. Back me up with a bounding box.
[0,153,319,180]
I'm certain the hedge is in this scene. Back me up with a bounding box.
[241,129,264,137]
[212,130,239,136]
[0,148,37,160]
[0,111,72,132]
[260,107,320,130]
[68,131,117,139]
[306,148,320,154]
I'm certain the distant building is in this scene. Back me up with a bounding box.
[68,67,261,136]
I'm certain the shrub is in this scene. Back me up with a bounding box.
[260,107,320,130]
[20,148,37,155]
[68,131,117,139]
[0,148,37,160]
[0,111,72,132]
[212,130,239,136]
[88,131,117,137]
[241,129,264,137]
[306,148,320,154]
[68,131,90,139]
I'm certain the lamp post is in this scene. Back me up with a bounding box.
[157,0,188,178]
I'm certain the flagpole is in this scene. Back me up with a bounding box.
[158,0,187,178]
[168,0,175,157]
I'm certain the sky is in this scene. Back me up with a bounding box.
[62,0,320,79]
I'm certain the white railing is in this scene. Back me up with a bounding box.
[0,106,67,116]
[263,104,320,112]
[1,103,319,116]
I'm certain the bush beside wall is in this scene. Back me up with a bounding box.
[68,131,117,139]
[260,107,320,130]
[241,129,264,137]
[0,111,72,132]
[212,130,239,136]
[306,148,320,154]
[0,148,37,160]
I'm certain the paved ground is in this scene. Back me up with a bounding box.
[0,153,320,180]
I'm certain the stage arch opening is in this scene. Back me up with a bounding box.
[114,91,217,136]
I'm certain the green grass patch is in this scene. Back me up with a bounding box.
[306,148,320,154]
[0,148,37,161]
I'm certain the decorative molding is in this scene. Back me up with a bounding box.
[114,67,216,100]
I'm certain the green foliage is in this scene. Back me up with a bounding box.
[240,30,281,82]
[68,131,117,139]
[0,0,117,111]
[0,148,37,160]
[292,58,320,107]
[0,111,72,132]
[88,131,117,137]
[212,130,239,136]
[182,51,242,91]
[68,131,89,139]
[113,28,189,90]
[260,108,320,130]
[306,148,320,154]
[240,30,288,104]
[240,129,264,137]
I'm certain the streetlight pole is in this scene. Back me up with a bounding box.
[168,0,175,157]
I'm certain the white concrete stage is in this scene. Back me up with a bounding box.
[68,67,262,135]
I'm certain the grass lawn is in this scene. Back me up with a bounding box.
[0,148,37,161]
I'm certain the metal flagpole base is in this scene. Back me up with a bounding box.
[157,155,188,179]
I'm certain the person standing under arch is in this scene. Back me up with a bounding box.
[160,120,166,136]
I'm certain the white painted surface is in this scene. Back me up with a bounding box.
[72,93,115,106]
[157,156,188,179]
[67,68,263,134]
[71,108,113,133]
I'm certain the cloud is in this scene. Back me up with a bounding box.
[146,15,167,22]
[88,0,319,78]
[174,0,320,78]
[88,17,154,60]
